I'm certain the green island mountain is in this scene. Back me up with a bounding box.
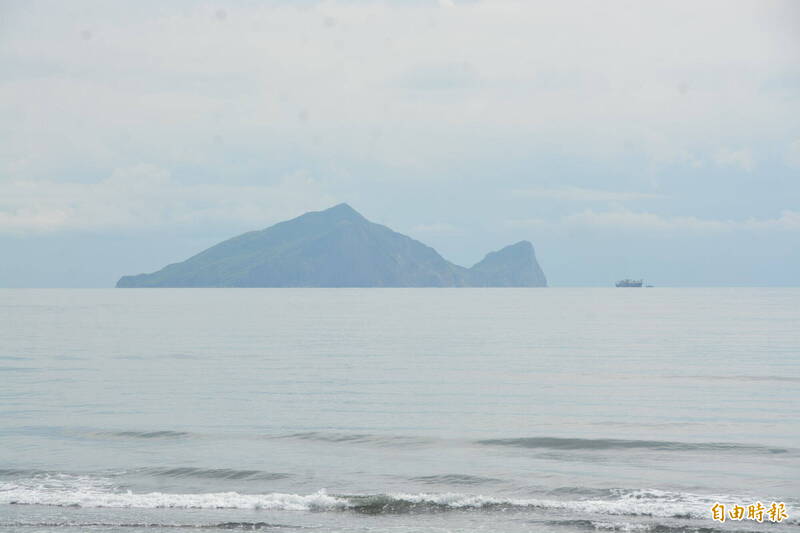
[116,203,547,287]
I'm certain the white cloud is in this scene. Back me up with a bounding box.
[0,165,336,234]
[713,147,756,172]
[0,1,796,181]
[507,210,800,233]
[512,187,662,203]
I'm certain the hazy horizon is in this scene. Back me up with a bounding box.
[1,1,799,287]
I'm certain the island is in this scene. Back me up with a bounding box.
[116,203,547,287]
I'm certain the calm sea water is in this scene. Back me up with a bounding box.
[1,288,798,533]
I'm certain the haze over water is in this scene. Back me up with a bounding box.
[1,288,798,532]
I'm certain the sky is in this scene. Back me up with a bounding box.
[1,0,799,287]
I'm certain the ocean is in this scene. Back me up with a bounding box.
[1,288,798,533]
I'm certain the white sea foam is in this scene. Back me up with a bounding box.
[0,475,752,520]
[0,475,346,511]
[374,488,719,519]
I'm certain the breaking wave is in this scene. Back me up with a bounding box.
[341,490,721,518]
[1,487,347,512]
[0,474,774,521]
[0,521,294,530]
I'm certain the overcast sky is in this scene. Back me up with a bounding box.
[1,0,799,287]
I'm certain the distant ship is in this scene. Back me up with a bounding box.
[615,279,643,287]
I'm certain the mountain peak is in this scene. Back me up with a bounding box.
[505,240,533,251]
[320,202,363,219]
